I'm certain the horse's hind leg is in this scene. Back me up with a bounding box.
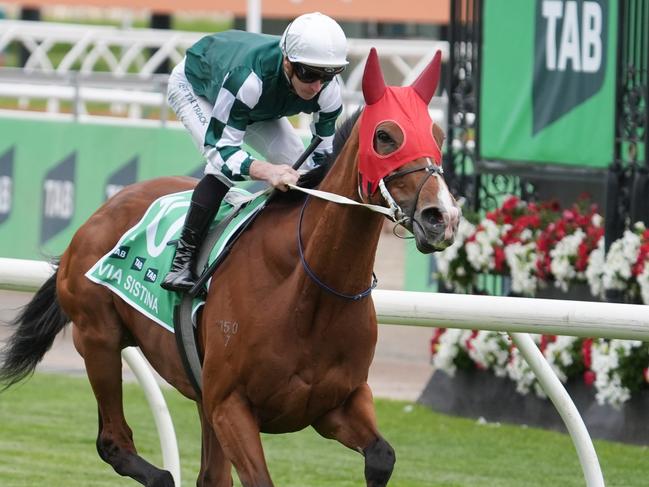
[312,383,395,487]
[196,403,233,486]
[73,317,174,486]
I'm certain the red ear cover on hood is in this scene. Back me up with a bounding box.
[411,50,441,104]
[358,49,443,195]
[362,48,386,105]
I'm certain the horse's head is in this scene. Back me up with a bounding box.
[358,48,461,253]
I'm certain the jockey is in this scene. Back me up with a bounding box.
[162,12,349,292]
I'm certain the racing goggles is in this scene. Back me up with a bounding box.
[292,63,345,83]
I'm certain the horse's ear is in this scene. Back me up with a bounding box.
[362,48,386,105]
[411,50,442,105]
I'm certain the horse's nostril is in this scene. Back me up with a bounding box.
[422,207,444,226]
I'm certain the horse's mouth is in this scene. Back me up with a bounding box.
[412,220,455,254]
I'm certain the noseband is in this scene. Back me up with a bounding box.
[377,160,443,227]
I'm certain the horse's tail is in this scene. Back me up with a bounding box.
[0,264,69,390]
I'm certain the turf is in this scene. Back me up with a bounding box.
[0,373,647,486]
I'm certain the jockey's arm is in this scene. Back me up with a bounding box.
[204,66,299,190]
[310,77,344,166]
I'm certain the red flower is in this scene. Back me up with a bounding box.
[584,370,596,386]
[494,246,506,273]
[582,338,593,368]
[575,243,590,272]
[633,243,649,276]
[502,196,520,211]
[465,330,479,351]
[430,328,446,355]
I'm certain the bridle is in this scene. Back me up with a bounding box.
[377,158,443,228]
[294,157,442,301]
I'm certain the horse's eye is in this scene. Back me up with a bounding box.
[377,130,393,144]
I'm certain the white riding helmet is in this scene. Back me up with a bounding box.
[280,12,349,69]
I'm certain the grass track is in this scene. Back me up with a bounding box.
[0,373,647,486]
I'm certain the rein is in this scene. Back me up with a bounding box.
[297,195,378,301]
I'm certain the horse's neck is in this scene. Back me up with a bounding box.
[300,129,384,292]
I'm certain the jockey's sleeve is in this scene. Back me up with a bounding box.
[204,67,262,181]
[311,77,343,166]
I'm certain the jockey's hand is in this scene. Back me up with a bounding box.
[249,160,299,192]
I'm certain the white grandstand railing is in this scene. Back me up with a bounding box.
[0,20,448,127]
[0,257,616,486]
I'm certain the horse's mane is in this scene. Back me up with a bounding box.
[274,108,363,204]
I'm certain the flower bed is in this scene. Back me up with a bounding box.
[431,196,649,407]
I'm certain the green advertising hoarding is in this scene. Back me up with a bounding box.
[480,0,617,168]
[0,116,201,260]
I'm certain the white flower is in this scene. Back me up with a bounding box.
[544,336,579,383]
[431,329,648,408]
[586,238,605,298]
[602,230,640,291]
[590,339,642,408]
[591,213,603,227]
[467,331,510,377]
[506,346,539,396]
[466,219,502,272]
[504,242,538,295]
[431,329,473,376]
[550,230,585,291]
[638,264,649,305]
[434,218,476,292]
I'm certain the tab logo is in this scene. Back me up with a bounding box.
[131,256,146,271]
[105,156,138,200]
[144,268,159,283]
[41,153,76,245]
[111,245,130,259]
[0,147,14,225]
[533,0,608,133]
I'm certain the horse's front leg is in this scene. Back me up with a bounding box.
[312,383,395,487]
[207,392,273,487]
[196,403,233,486]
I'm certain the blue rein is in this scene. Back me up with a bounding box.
[297,196,378,301]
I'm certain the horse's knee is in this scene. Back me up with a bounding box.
[364,437,395,486]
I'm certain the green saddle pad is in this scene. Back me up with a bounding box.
[85,187,268,332]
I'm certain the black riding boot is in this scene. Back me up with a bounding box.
[161,174,230,292]
[161,200,216,292]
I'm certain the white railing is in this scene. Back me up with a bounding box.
[1,257,617,486]
[0,20,448,127]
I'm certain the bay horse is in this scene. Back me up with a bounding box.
[0,48,459,486]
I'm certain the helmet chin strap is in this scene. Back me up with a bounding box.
[282,58,298,94]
